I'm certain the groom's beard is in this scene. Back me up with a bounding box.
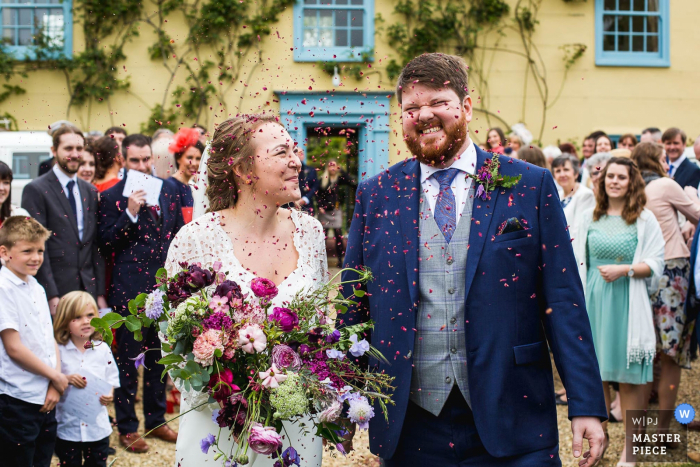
[404,112,468,166]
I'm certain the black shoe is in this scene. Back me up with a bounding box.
[555,393,568,406]
[108,446,116,456]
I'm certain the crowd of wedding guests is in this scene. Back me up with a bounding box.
[2,118,700,465]
[488,124,700,463]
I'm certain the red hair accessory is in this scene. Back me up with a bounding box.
[169,128,201,154]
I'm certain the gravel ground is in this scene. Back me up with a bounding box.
[53,265,700,466]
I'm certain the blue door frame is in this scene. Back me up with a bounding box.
[275,91,393,180]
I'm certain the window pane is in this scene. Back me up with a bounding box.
[604,0,616,10]
[335,28,347,47]
[351,10,363,27]
[603,15,615,32]
[603,34,616,51]
[43,8,64,46]
[647,0,659,11]
[319,28,332,46]
[350,0,363,4]
[3,27,17,46]
[335,9,347,27]
[304,0,317,3]
[2,7,16,25]
[18,27,31,45]
[632,15,644,32]
[303,9,317,28]
[647,16,658,33]
[647,34,658,52]
[350,28,363,47]
[619,0,631,10]
[303,29,318,47]
[19,8,31,25]
[618,16,629,32]
[319,9,332,28]
[632,0,645,11]
[335,0,348,4]
[618,34,630,51]
[632,35,644,51]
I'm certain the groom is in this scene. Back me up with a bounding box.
[341,53,607,466]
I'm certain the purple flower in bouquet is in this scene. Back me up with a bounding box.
[216,393,248,433]
[248,423,283,455]
[326,349,345,360]
[214,280,243,303]
[349,334,370,357]
[306,327,324,345]
[475,184,485,200]
[269,307,299,332]
[208,368,240,403]
[238,324,267,353]
[202,311,233,331]
[271,345,302,370]
[166,276,191,304]
[347,395,374,430]
[130,352,146,369]
[336,443,347,456]
[282,447,301,466]
[250,277,278,302]
[297,344,312,356]
[325,329,341,344]
[185,263,214,291]
[200,433,216,454]
[144,289,165,319]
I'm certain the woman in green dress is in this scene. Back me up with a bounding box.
[576,157,665,466]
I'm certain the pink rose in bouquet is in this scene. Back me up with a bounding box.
[269,307,299,332]
[208,368,240,403]
[248,423,283,455]
[250,277,278,302]
[271,344,302,370]
[192,329,225,366]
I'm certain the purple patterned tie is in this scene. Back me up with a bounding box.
[432,168,461,243]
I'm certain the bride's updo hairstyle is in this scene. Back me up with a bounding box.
[206,114,282,212]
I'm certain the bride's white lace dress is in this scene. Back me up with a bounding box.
[164,209,328,466]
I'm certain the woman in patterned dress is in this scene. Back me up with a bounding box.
[631,142,700,436]
[575,157,665,466]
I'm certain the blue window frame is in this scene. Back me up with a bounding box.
[293,0,374,62]
[595,0,669,67]
[0,0,72,60]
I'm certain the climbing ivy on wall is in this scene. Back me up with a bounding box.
[0,0,294,131]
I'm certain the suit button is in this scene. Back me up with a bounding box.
[446,258,454,265]
[445,377,452,384]
[451,348,457,354]
[450,317,457,324]
[448,287,455,294]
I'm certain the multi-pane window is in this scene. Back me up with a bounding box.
[294,0,373,62]
[596,0,669,67]
[0,0,72,59]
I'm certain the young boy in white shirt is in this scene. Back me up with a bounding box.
[0,216,69,466]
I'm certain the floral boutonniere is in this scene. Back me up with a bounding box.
[469,153,522,201]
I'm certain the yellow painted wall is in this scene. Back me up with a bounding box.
[4,0,700,165]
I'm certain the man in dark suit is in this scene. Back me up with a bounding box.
[342,54,606,466]
[98,134,184,452]
[22,126,106,315]
[296,149,319,215]
[665,127,700,190]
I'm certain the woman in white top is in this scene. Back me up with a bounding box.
[53,291,120,467]
[0,161,30,227]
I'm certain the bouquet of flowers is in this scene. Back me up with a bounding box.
[91,262,393,466]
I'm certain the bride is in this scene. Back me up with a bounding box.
[164,114,328,466]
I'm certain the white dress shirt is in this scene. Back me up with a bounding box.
[669,154,687,178]
[0,267,57,405]
[419,140,477,225]
[53,164,84,240]
[56,339,120,442]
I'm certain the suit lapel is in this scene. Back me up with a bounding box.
[159,188,169,234]
[464,148,501,298]
[78,179,91,241]
[47,172,80,240]
[399,159,421,308]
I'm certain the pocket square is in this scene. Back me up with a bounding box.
[497,217,528,236]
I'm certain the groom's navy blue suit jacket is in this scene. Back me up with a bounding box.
[341,146,608,459]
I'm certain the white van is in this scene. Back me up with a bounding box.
[0,131,53,205]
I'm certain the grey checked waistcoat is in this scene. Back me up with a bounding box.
[409,186,474,416]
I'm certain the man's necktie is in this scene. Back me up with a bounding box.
[149,205,161,225]
[432,168,461,243]
[668,164,674,176]
[66,180,78,224]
